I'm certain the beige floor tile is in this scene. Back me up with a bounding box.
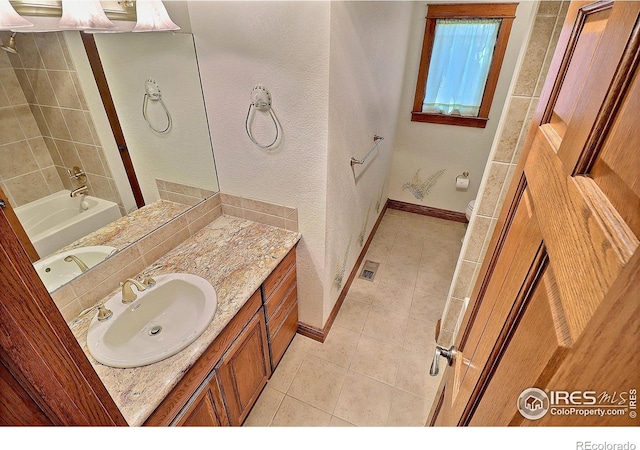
[271,395,331,426]
[415,268,454,298]
[395,347,442,399]
[329,415,356,426]
[386,388,432,426]
[362,306,409,347]
[420,243,460,273]
[403,317,438,352]
[392,229,426,248]
[287,354,347,413]
[344,278,378,305]
[375,259,419,288]
[268,334,313,393]
[369,282,414,314]
[349,334,401,385]
[243,385,285,426]
[333,298,370,333]
[249,209,465,427]
[333,371,395,426]
[307,325,360,368]
[410,289,447,324]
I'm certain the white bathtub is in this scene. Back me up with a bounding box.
[15,190,122,258]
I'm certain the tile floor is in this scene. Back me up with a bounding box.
[244,208,466,426]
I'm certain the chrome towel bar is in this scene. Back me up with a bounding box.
[351,135,384,167]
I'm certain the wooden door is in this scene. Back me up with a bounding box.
[429,0,639,426]
[0,208,127,426]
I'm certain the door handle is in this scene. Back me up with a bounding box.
[430,345,456,376]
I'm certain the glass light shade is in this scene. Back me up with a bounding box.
[0,0,33,30]
[133,0,180,32]
[58,0,116,30]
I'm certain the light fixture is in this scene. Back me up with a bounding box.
[0,0,34,30]
[132,0,180,32]
[58,0,117,31]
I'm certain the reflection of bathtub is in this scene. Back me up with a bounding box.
[14,190,122,258]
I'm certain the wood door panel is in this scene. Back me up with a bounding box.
[453,188,545,422]
[555,1,640,175]
[589,68,640,238]
[525,131,629,340]
[217,311,270,426]
[549,5,611,139]
[431,1,640,428]
[176,388,222,427]
[526,250,640,426]
[469,266,571,426]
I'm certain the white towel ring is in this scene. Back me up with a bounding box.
[245,85,281,149]
[142,79,172,134]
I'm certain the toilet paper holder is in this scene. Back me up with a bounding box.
[456,171,470,191]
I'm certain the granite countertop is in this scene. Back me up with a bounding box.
[59,200,189,253]
[69,215,300,426]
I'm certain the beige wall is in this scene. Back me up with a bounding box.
[437,0,569,347]
[0,31,122,211]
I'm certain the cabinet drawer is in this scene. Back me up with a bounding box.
[263,248,296,299]
[269,302,298,370]
[264,265,296,318]
[267,282,297,339]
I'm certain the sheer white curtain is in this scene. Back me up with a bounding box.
[422,19,501,117]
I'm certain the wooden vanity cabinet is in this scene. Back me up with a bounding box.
[217,310,270,426]
[172,371,228,426]
[262,247,298,370]
[145,248,298,427]
[144,290,266,427]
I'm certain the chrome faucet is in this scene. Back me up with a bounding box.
[64,254,89,272]
[70,185,89,197]
[120,278,146,303]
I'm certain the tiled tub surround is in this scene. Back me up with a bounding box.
[68,214,300,426]
[437,1,569,347]
[0,31,122,210]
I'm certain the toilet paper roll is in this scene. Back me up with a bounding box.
[456,177,469,191]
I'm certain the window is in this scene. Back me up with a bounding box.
[412,3,518,128]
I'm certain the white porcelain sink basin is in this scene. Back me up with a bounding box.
[35,246,118,292]
[86,273,218,368]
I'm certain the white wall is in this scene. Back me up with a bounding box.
[188,1,331,327]
[94,32,219,203]
[190,1,414,328]
[388,0,537,213]
[324,1,414,321]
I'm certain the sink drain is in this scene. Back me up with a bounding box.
[149,325,162,336]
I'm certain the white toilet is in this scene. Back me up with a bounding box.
[465,200,476,222]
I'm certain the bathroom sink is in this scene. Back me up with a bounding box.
[34,246,118,292]
[86,273,218,368]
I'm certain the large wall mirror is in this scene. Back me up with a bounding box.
[0,29,219,292]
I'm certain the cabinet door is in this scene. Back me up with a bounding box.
[217,311,270,426]
[173,372,228,427]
